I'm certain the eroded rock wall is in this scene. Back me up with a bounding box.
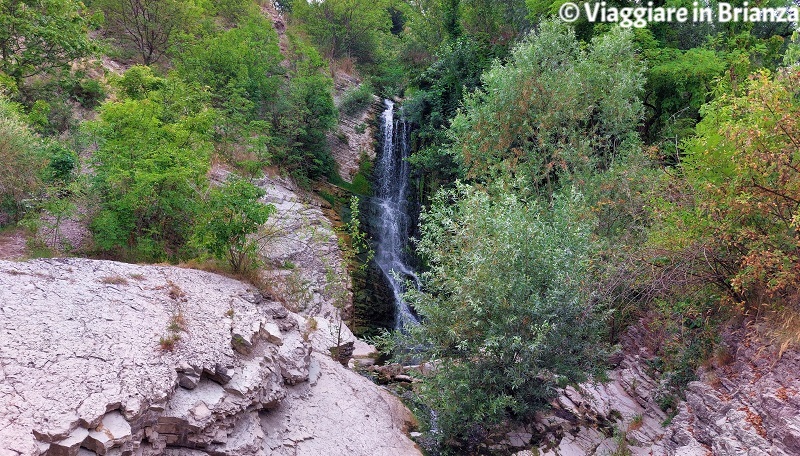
[524,323,800,456]
[328,72,382,183]
[0,258,419,456]
[662,325,800,456]
[253,173,353,323]
[519,325,669,456]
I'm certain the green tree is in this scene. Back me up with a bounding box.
[640,43,726,155]
[277,34,338,182]
[177,14,283,130]
[291,0,392,64]
[0,96,45,221]
[178,17,337,181]
[114,65,166,100]
[0,0,93,86]
[656,68,800,309]
[395,0,454,66]
[194,176,274,272]
[402,183,604,443]
[448,21,644,193]
[87,79,213,261]
[96,0,200,65]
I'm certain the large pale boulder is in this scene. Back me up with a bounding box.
[0,259,419,456]
[260,351,419,456]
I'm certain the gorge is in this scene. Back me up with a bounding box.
[2,0,800,454]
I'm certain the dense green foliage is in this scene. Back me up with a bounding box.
[657,69,800,309]
[403,37,496,188]
[87,81,213,261]
[96,0,199,64]
[194,176,275,272]
[290,0,392,65]
[0,97,45,221]
[177,15,283,125]
[1,0,800,452]
[0,0,93,87]
[280,40,338,181]
[450,22,643,190]
[403,184,603,440]
[176,13,337,181]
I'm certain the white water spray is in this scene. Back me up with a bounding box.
[374,100,419,329]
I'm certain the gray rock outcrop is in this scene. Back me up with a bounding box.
[206,168,353,323]
[253,174,353,322]
[660,325,800,456]
[0,258,419,456]
[528,325,668,456]
[328,72,381,183]
[527,322,800,456]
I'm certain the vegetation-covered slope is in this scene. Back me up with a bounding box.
[1,0,800,454]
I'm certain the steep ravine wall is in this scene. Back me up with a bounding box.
[327,72,382,184]
[514,322,800,456]
[0,258,420,456]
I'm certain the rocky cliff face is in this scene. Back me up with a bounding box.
[521,323,800,456]
[510,325,668,456]
[662,324,800,456]
[328,72,382,183]
[0,258,419,456]
[252,173,353,322]
[206,167,353,324]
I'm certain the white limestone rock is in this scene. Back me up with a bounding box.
[0,259,418,456]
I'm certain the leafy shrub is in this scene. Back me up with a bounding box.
[177,14,283,123]
[19,79,75,135]
[448,21,644,192]
[68,77,106,108]
[338,83,374,117]
[0,0,93,86]
[0,71,17,96]
[42,142,78,183]
[401,183,605,444]
[654,69,800,311]
[116,66,166,100]
[281,71,338,179]
[193,176,275,272]
[28,100,51,132]
[87,80,213,261]
[0,97,45,222]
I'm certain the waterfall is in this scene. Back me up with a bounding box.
[374,99,419,329]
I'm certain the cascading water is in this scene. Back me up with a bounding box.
[374,99,420,329]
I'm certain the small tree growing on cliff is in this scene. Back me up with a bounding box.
[194,176,275,273]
